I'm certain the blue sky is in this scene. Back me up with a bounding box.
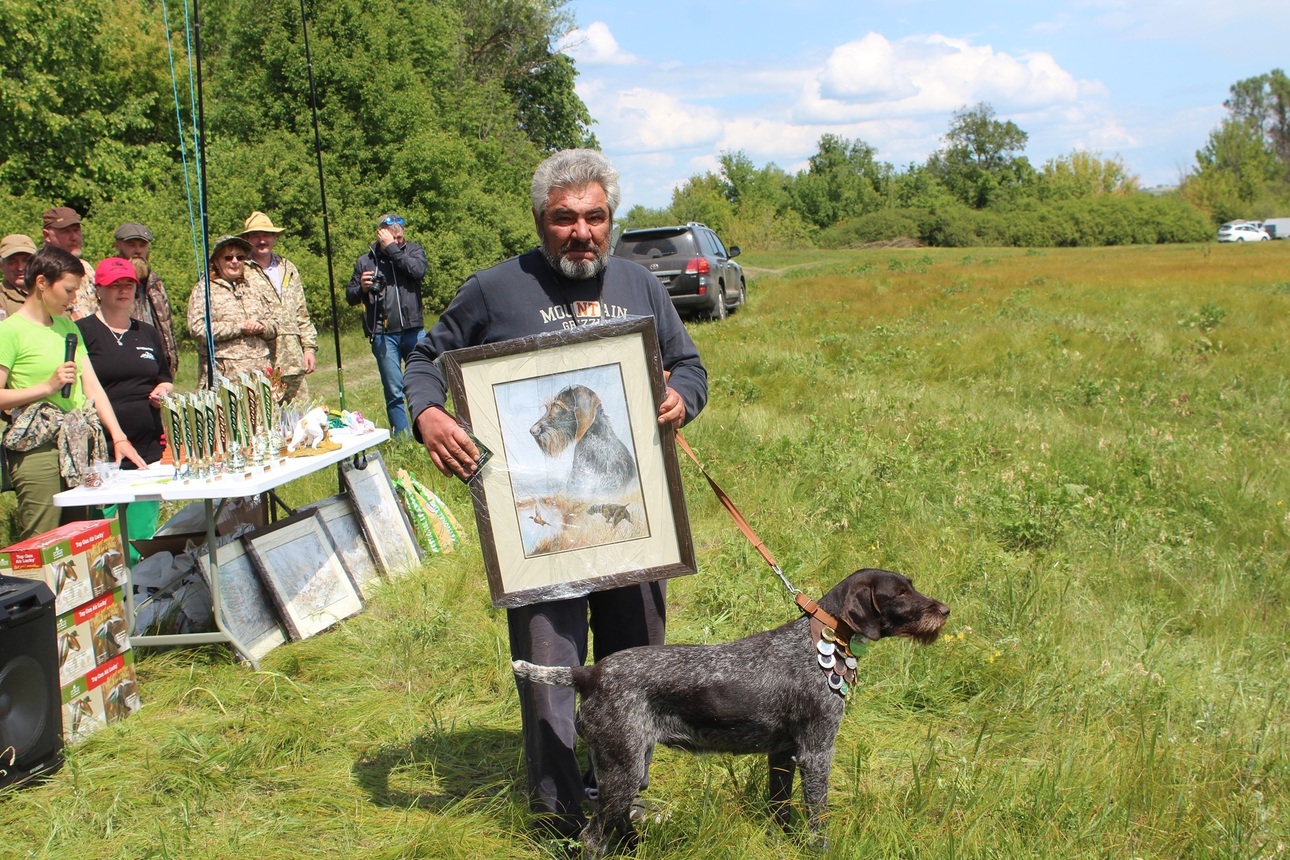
[560,0,1290,210]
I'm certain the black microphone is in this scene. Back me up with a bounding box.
[61,332,77,398]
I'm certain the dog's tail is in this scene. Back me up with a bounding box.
[512,659,577,687]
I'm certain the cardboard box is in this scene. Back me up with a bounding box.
[0,520,128,616]
[131,498,267,560]
[61,649,139,744]
[55,587,127,687]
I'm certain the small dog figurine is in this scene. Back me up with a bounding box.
[513,568,949,857]
[287,406,329,452]
[530,384,637,498]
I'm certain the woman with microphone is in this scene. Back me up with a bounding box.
[0,246,144,540]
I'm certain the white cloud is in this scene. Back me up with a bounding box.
[557,22,637,66]
[578,85,725,154]
[796,33,1086,123]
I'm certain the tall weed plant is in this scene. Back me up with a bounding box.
[3,243,1287,859]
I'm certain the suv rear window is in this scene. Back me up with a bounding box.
[614,228,698,262]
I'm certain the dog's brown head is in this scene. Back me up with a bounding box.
[822,568,949,645]
[530,384,602,457]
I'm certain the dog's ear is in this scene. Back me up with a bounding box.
[839,582,883,642]
[571,385,601,441]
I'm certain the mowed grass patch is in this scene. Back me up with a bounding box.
[3,242,1288,859]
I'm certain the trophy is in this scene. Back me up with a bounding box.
[220,377,246,470]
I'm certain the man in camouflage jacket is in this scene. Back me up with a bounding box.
[241,212,318,403]
[114,222,179,377]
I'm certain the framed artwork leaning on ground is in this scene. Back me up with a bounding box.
[243,509,364,641]
[441,316,696,608]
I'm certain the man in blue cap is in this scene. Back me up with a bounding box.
[345,214,427,436]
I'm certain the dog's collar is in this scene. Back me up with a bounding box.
[810,615,867,698]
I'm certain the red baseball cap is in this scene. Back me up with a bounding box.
[94,257,140,287]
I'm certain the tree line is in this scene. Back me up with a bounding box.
[0,0,592,333]
[624,79,1290,252]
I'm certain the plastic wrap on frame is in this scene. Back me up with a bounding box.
[441,316,696,608]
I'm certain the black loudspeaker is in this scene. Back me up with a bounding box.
[0,575,64,789]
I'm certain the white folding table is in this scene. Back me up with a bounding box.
[53,427,390,667]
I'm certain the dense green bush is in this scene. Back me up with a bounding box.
[818,207,929,247]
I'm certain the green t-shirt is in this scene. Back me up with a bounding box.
[0,313,87,412]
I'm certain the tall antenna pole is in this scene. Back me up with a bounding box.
[193,0,216,386]
[300,0,347,411]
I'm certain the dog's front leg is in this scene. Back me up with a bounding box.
[796,747,835,853]
[768,751,797,830]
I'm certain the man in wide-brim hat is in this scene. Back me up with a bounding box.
[186,234,277,383]
[241,211,317,402]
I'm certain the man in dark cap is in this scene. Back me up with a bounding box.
[113,221,178,376]
[0,233,36,319]
[41,206,96,319]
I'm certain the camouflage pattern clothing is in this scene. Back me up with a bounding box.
[131,270,179,378]
[0,279,26,320]
[71,258,96,320]
[186,275,278,381]
[244,254,317,402]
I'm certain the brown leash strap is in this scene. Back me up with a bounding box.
[675,431,843,632]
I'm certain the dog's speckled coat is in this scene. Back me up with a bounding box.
[513,568,950,856]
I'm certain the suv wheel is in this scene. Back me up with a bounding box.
[729,281,746,314]
[709,287,728,321]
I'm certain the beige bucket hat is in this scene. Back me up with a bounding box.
[240,211,285,235]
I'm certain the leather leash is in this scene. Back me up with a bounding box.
[674,431,845,633]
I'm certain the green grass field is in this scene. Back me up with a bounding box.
[3,242,1288,859]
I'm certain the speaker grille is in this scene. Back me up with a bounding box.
[0,655,51,759]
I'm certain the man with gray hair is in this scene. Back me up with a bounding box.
[404,148,708,841]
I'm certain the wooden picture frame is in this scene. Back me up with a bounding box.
[441,316,696,608]
[243,509,363,641]
[299,493,384,599]
[340,450,422,579]
[195,538,286,663]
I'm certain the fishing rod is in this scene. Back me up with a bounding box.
[299,0,347,411]
[192,0,216,387]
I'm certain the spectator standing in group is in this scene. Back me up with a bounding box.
[241,212,317,403]
[77,257,173,560]
[404,149,708,841]
[0,247,145,539]
[345,214,427,436]
[0,234,36,320]
[113,222,179,378]
[40,207,96,319]
[187,235,277,383]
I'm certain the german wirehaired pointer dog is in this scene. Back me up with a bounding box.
[530,384,637,498]
[513,568,949,856]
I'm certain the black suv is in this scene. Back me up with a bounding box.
[612,223,745,320]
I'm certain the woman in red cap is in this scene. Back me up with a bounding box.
[76,257,174,556]
[0,247,145,539]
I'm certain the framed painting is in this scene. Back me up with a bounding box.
[340,450,422,579]
[195,538,286,663]
[441,316,696,608]
[299,493,384,600]
[243,509,363,641]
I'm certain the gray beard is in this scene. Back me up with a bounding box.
[543,245,607,280]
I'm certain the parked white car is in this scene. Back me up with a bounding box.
[1217,222,1271,242]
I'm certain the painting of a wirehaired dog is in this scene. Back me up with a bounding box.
[495,365,649,556]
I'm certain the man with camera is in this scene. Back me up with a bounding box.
[345,213,428,436]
